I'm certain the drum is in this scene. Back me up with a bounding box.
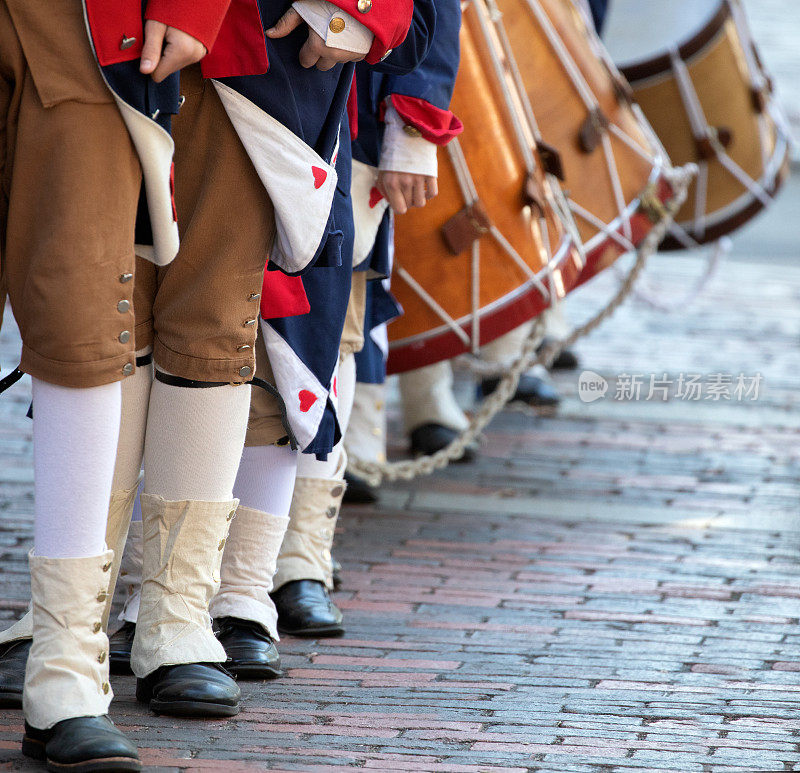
[492,0,680,286]
[604,0,791,248]
[386,0,583,375]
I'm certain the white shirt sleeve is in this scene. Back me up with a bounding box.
[378,104,439,178]
[292,0,374,55]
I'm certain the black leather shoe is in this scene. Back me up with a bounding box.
[342,472,379,505]
[136,663,240,717]
[22,715,141,772]
[214,617,282,680]
[480,374,561,408]
[108,622,136,676]
[331,557,343,591]
[271,580,344,637]
[0,637,30,709]
[537,338,580,371]
[408,423,476,463]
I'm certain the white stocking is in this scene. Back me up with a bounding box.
[112,351,152,492]
[143,376,251,501]
[233,444,298,517]
[32,378,121,559]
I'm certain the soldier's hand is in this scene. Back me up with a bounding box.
[140,21,207,83]
[378,171,438,215]
[267,9,367,71]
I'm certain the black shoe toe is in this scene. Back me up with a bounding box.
[342,472,379,505]
[215,617,282,680]
[480,375,561,408]
[108,621,136,676]
[271,580,344,637]
[0,637,30,709]
[538,338,580,371]
[136,662,240,717]
[409,424,476,463]
[23,715,140,772]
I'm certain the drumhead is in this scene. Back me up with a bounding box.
[603,0,723,67]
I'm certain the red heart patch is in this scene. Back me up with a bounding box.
[298,389,318,413]
[369,186,385,209]
[312,166,327,189]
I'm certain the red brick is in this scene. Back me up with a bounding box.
[311,655,461,670]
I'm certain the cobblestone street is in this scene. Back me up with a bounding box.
[1,6,799,770]
[1,166,798,769]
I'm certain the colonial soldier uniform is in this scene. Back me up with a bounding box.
[0,0,415,768]
[104,0,437,674]
[0,0,238,768]
[267,0,464,637]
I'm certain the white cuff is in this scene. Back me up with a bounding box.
[293,0,374,55]
[378,105,439,177]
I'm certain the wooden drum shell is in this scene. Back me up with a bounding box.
[387,1,580,374]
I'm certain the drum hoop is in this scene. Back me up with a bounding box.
[391,234,574,352]
[618,0,730,83]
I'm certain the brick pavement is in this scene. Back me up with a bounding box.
[0,175,799,773]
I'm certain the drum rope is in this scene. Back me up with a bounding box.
[472,0,538,176]
[394,264,472,346]
[346,165,695,485]
[569,201,636,254]
[521,0,599,112]
[670,43,775,228]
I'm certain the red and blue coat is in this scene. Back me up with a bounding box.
[350,0,463,385]
[84,0,415,272]
[261,0,439,459]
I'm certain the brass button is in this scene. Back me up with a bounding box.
[326,506,338,519]
[244,319,257,327]
[119,273,134,284]
[102,682,110,694]
[357,0,372,13]
[93,622,102,634]
[122,363,134,376]
[227,510,236,521]
[120,35,136,50]
[237,344,252,352]
[248,293,261,302]
[97,652,107,664]
[96,591,108,603]
[119,330,131,344]
[239,366,252,378]
[117,300,131,313]
[331,485,344,497]
[102,561,112,572]
[329,16,346,33]
[403,124,422,138]
[218,539,226,551]
[375,401,384,411]
[372,427,382,436]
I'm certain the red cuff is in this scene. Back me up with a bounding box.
[261,273,311,320]
[390,95,464,146]
[145,0,233,53]
[327,0,413,64]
